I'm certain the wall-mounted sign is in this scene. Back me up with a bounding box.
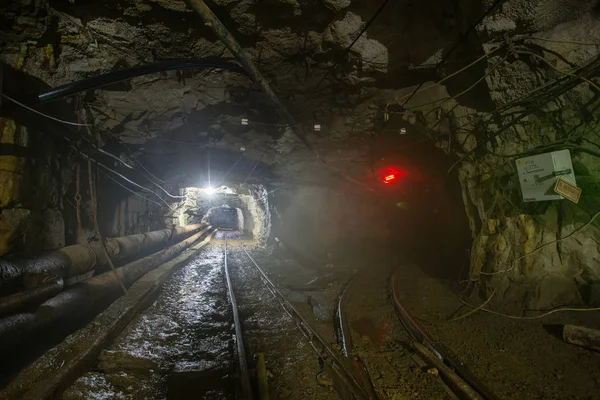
[554,177,582,204]
[515,149,576,202]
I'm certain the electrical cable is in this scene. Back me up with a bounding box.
[526,36,600,46]
[492,50,600,111]
[102,171,167,209]
[487,143,600,159]
[1,92,178,207]
[378,45,503,122]
[447,52,600,172]
[2,93,185,200]
[38,59,248,103]
[457,295,600,320]
[313,0,392,92]
[525,51,600,93]
[398,0,507,109]
[85,106,186,199]
[479,208,600,276]
[415,54,509,114]
[435,50,600,164]
[243,154,263,184]
[450,289,496,322]
[121,142,166,183]
[75,148,175,210]
[88,137,128,295]
[1,94,93,127]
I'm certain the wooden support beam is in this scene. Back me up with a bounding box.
[184,0,311,149]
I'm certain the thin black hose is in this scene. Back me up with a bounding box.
[38,60,247,103]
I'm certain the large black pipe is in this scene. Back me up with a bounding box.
[0,279,63,318]
[38,59,247,103]
[0,226,215,354]
[0,224,205,293]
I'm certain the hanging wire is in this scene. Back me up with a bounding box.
[102,171,167,209]
[75,148,175,210]
[213,153,245,187]
[1,94,93,127]
[398,0,508,109]
[121,142,166,183]
[243,154,263,184]
[313,0,392,92]
[6,95,186,200]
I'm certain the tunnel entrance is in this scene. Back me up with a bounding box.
[173,185,271,245]
[209,207,243,231]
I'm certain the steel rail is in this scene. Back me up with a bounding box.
[224,241,254,400]
[390,270,497,400]
[335,273,380,400]
[335,276,356,357]
[241,247,368,400]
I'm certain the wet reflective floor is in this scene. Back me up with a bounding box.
[63,245,234,400]
[62,244,337,400]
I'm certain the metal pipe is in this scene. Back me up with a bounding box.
[38,60,247,103]
[184,0,312,149]
[0,278,63,318]
[0,227,215,353]
[0,224,205,292]
[241,247,368,400]
[224,241,253,399]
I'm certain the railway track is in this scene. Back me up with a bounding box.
[2,240,495,400]
[54,242,368,399]
[389,270,497,400]
[334,266,498,400]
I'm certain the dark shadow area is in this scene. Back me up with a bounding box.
[543,324,565,341]
[0,291,119,388]
[370,132,473,281]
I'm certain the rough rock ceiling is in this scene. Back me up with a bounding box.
[0,0,489,178]
[1,0,599,187]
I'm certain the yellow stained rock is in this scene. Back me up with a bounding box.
[0,118,26,256]
[518,214,536,276]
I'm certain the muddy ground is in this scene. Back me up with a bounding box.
[59,242,600,399]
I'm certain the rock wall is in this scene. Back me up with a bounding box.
[379,1,600,310]
[0,114,166,257]
[0,117,71,256]
[346,0,600,310]
[463,4,600,310]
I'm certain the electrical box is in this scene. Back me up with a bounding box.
[515,149,576,202]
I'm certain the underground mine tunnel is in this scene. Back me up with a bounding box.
[1,0,600,399]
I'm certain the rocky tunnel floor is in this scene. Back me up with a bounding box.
[394,261,600,400]
[61,244,338,400]
[49,242,600,400]
[62,245,235,400]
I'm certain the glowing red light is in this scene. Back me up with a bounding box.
[383,174,396,184]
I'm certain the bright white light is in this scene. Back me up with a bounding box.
[204,187,216,195]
